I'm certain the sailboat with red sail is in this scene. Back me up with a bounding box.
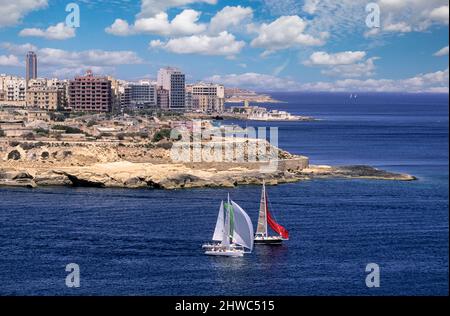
[254,182,289,244]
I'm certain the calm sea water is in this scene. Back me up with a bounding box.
[0,93,448,296]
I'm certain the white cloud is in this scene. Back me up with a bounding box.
[304,51,367,66]
[0,54,21,66]
[206,68,449,93]
[208,6,253,34]
[106,10,206,36]
[375,0,449,33]
[206,72,303,91]
[303,0,321,14]
[429,5,450,24]
[304,51,377,78]
[321,57,379,78]
[137,0,217,18]
[150,31,245,57]
[434,45,449,56]
[2,42,143,77]
[250,16,328,56]
[0,0,48,28]
[383,22,412,33]
[264,1,449,41]
[1,42,37,55]
[105,19,133,36]
[19,22,76,40]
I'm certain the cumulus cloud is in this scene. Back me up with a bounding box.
[0,0,48,28]
[434,45,449,57]
[250,16,328,56]
[106,10,206,37]
[206,68,449,93]
[150,31,245,57]
[19,22,76,40]
[208,6,253,34]
[1,42,143,77]
[304,51,377,78]
[0,54,21,66]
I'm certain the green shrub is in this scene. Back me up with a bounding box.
[152,129,171,142]
[52,125,82,134]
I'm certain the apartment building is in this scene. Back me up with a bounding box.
[68,70,112,112]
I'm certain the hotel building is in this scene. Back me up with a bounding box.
[189,83,225,113]
[157,67,186,111]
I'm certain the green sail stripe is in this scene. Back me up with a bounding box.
[225,203,234,238]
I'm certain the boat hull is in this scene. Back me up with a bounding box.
[254,236,285,245]
[205,250,244,257]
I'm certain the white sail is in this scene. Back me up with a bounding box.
[231,201,254,252]
[222,207,230,248]
[212,201,224,241]
[256,183,267,236]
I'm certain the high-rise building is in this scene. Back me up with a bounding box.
[157,67,185,111]
[26,51,37,84]
[121,81,157,110]
[189,83,225,113]
[68,70,112,112]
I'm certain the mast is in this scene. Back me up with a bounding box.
[264,182,268,237]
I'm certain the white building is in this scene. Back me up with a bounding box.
[0,74,26,106]
[157,67,186,111]
[189,83,225,113]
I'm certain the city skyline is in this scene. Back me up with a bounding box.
[0,0,448,93]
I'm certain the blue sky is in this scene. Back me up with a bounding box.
[0,0,448,92]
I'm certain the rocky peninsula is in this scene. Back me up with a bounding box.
[0,139,416,190]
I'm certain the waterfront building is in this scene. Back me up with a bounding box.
[26,51,38,84]
[157,67,186,111]
[189,83,225,113]
[121,81,157,110]
[68,70,112,112]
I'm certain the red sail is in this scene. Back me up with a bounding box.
[265,196,289,239]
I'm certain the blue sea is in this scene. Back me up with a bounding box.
[0,93,448,296]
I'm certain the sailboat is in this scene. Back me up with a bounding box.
[203,195,254,257]
[254,182,289,244]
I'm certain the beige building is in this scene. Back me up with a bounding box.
[189,83,225,113]
[26,86,62,111]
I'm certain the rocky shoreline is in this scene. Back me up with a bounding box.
[0,162,416,190]
[0,139,416,190]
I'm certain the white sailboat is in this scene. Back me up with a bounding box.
[203,195,254,257]
[254,182,289,244]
